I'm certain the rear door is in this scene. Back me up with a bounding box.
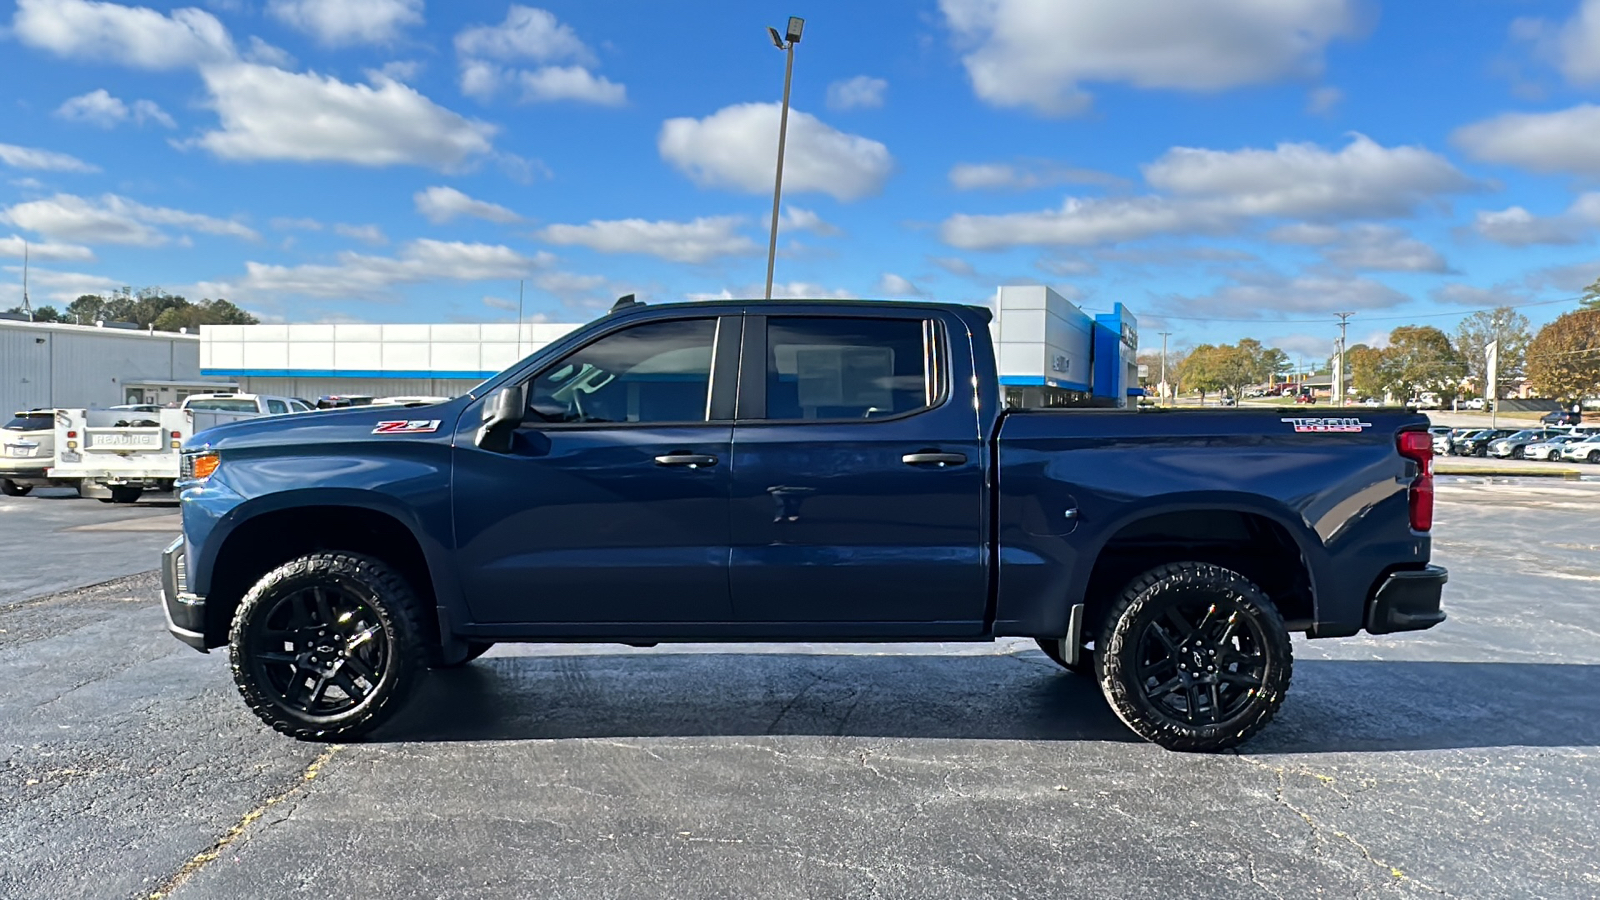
[727,311,988,630]
[451,314,740,625]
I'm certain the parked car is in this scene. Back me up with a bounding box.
[1463,398,1487,411]
[1524,434,1586,461]
[1,410,59,496]
[1488,429,1566,459]
[316,395,375,409]
[1455,427,1520,457]
[1560,436,1600,464]
[161,297,1446,753]
[1541,410,1582,426]
[1445,429,1484,456]
[1294,393,1316,404]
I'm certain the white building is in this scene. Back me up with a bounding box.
[1,318,217,414]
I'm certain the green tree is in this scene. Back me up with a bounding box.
[1528,309,1600,402]
[1383,325,1466,403]
[1455,307,1531,399]
[62,289,256,330]
[1346,343,1387,400]
[1176,344,1223,402]
[2,304,63,322]
[1581,275,1600,311]
[153,298,258,331]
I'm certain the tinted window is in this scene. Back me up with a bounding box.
[4,414,51,431]
[527,318,716,425]
[766,317,932,420]
[267,399,289,415]
[289,400,311,412]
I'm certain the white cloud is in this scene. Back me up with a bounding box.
[1306,86,1343,115]
[244,36,295,67]
[1430,283,1521,308]
[930,256,978,278]
[194,64,498,170]
[1555,0,1600,84]
[0,235,95,262]
[1453,104,1600,175]
[413,186,521,224]
[1164,270,1409,318]
[779,206,841,237]
[54,89,175,128]
[538,216,758,264]
[376,59,422,82]
[939,0,1361,116]
[0,265,122,303]
[1471,203,1594,246]
[0,193,258,246]
[826,76,887,111]
[875,273,925,297]
[1268,223,1450,272]
[225,239,549,299]
[1143,134,1475,219]
[659,103,893,202]
[267,0,421,46]
[0,142,99,173]
[333,223,386,245]
[270,217,322,231]
[942,196,1228,250]
[454,5,594,64]
[949,160,1123,191]
[12,0,235,69]
[516,66,625,106]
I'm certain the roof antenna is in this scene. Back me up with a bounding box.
[610,293,643,312]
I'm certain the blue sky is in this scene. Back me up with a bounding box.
[2,0,1599,360]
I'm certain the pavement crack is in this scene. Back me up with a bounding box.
[144,744,342,899]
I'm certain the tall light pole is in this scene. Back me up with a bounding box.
[764,16,805,300]
[1334,311,1353,407]
[1158,330,1171,406]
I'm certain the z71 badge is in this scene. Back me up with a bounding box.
[372,419,442,434]
[1280,417,1371,433]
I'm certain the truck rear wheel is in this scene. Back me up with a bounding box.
[108,486,143,504]
[1097,562,1292,752]
[1033,637,1094,677]
[229,552,428,741]
[1,479,31,497]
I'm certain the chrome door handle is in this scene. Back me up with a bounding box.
[654,453,718,468]
[901,452,967,467]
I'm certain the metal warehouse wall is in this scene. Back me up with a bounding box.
[1,320,201,414]
[236,376,483,400]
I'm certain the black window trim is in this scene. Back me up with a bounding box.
[735,313,950,425]
[515,314,738,431]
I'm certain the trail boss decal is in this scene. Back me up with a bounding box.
[1281,417,1371,433]
[372,419,442,434]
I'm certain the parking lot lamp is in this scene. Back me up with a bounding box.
[764,16,804,300]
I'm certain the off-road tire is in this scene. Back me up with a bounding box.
[1097,562,1293,752]
[1033,637,1095,677]
[0,479,31,497]
[229,552,429,741]
[432,641,494,669]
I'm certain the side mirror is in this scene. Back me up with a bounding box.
[475,384,527,453]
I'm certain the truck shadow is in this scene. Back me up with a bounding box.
[374,652,1600,753]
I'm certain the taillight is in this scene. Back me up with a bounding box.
[1398,430,1433,531]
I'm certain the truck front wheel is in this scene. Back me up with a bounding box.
[229,552,428,741]
[1097,562,1293,752]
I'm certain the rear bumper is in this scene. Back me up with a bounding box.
[0,465,51,481]
[1365,565,1447,635]
[160,536,209,652]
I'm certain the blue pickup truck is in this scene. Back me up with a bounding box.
[161,298,1446,751]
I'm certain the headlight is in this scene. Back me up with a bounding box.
[182,451,220,481]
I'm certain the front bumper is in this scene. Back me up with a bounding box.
[1366,565,1447,635]
[161,536,209,652]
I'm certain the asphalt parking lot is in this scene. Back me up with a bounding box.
[2,479,1598,899]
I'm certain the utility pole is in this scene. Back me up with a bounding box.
[1334,311,1353,407]
[764,17,805,300]
[1157,331,1171,407]
[21,241,32,321]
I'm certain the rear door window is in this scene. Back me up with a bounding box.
[763,317,936,420]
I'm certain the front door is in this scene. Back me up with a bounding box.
[728,313,988,631]
[452,315,738,625]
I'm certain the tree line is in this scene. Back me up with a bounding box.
[4,287,258,332]
[1138,271,1600,405]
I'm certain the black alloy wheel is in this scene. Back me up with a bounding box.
[1098,562,1292,752]
[230,553,427,740]
[0,479,31,497]
[1590,451,1600,465]
[1512,446,1525,460]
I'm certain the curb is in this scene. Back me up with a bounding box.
[1437,462,1591,478]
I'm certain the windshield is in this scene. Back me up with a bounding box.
[3,414,52,431]
[187,399,258,412]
